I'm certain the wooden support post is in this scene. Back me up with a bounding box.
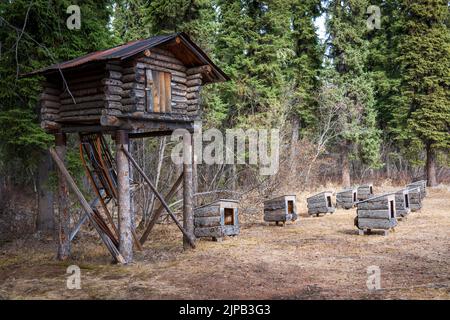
[55,133,71,260]
[183,133,195,250]
[115,130,133,264]
[49,148,125,264]
[122,148,195,248]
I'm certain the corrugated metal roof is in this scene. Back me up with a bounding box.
[28,32,228,82]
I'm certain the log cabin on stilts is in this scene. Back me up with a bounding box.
[28,33,229,264]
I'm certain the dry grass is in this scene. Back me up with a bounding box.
[0,186,449,300]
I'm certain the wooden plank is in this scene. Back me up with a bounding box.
[194,216,221,228]
[357,218,397,230]
[165,72,172,112]
[152,70,160,112]
[159,71,166,113]
[194,205,220,217]
[308,206,331,214]
[194,226,223,238]
[357,209,391,219]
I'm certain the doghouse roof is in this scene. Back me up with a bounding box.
[27,32,229,84]
[195,199,240,210]
[306,191,333,199]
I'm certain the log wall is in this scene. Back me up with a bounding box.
[306,191,335,216]
[357,184,373,201]
[395,189,411,218]
[356,194,397,231]
[193,200,239,240]
[39,47,204,131]
[406,186,422,212]
[263,195,297,223]
[336,188,357,209]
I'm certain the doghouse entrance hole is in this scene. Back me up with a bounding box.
[389,200,395,218]
[224,208,234,226]
[405,194,409,208]
[326,196,332,207]
[287,200,294,214]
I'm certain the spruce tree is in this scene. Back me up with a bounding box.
[289,0,324,131]
[0,0,114,182]
[397,0,450,186]
[326,0,382,186]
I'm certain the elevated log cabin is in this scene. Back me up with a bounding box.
[29,33,228,264]
[33,33,228,135]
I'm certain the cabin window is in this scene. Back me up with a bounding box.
[369,186,373,194]
[287,200,294,214]
[224,208,234,226]
[404,194,409,208]
[353,192,357,202]
[326,196,332,208]
[145,69,172,113]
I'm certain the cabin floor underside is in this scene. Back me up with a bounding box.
[56,113,197,137]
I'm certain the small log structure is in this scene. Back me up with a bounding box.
[355,194,398,236]
[193,199,240,241]
[406,186,422,212]
[306,191,335,216]
[263,195,298,226]
[357,184,374,201]
[28,33,228,263]
[407,180,427,199]
[395,189,411,219]
[336,188,357,209]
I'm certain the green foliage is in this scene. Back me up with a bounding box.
[0,0,114,183]
[397,0,450,152]
[326,0,382,168]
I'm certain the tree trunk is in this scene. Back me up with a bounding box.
[426,144,438,187]
[341,144,351,187]
[290,116,300,170]
[116,130,133,264]
[55,133,70,260]
[37,150,55,234]
[183,133,195,250]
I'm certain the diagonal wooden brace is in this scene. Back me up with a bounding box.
[140,172,183,245]
[49,147,126,264]
[121,146,196,249]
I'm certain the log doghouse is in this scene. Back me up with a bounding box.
[357,184,374,201]
[336,188,357,209]
[194,199,239,241]
[306,191,335,216]
[27,33,229,264]
[407,180,427,199]
[406,186,422,212]
[355,194,398,236]
[263,195,298,226]
[395,189,411,219]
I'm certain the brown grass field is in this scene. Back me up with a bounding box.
[0,185,449,300]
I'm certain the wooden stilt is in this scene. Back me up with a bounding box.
[183,132,195,250]
[49,148,125,263]
[115,130,133,264]
[55,133,71,260]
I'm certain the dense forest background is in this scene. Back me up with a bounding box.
[0,0,449,237]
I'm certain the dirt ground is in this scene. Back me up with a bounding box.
[0,185,449,300]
